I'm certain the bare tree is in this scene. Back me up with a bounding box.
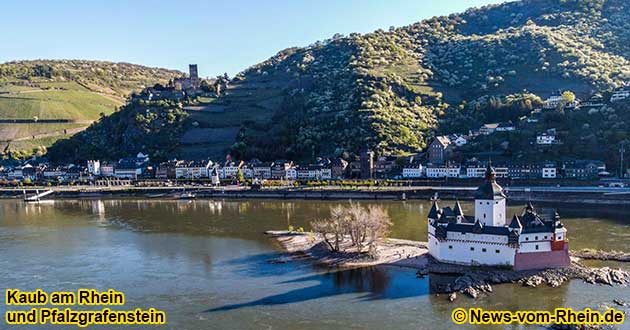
[311,205,348,252]
[310,203,392,253]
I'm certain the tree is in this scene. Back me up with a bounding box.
[311,205,348,252]
[235,168,245,183]
[310,203,392,253]
[561,91,576,104]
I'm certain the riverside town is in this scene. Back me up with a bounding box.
[1,1,630,330]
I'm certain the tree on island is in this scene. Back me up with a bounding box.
[311,203,392,255]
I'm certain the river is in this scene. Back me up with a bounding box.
[1,199,628,330]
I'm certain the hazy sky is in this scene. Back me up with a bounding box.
[1,0,505,77]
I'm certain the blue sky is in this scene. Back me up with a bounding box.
[1,0,504,77]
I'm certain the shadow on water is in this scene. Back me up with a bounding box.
[217,252,315,278]
[205,266,431,313]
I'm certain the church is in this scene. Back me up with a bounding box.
[427,165,570,270]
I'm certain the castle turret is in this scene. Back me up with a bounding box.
[428,200,440,221]
[508,214,523,233]
[474,164,507,226]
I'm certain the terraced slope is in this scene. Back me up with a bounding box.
[0,60,181,153]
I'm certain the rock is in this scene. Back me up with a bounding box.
[448,292,457,302]
[613,299,626,307]
[524,275,544,287]
[610,269,627,284]
[462,287,479,299]
[593,268,613,285]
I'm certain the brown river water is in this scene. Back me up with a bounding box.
[0,199,629,330]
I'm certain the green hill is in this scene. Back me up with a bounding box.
[0,60,181,155]
[48,0,630,163]
[193,0,629,161]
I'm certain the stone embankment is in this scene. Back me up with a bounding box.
[427,260,629,300]
[265,231,630,302]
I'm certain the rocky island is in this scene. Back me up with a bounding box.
[265,230,629,301]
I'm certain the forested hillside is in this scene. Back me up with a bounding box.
[224,0,629,160]
[46,0,630,163]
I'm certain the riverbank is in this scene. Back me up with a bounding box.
[265,231,630,301]
[3,185,630,206]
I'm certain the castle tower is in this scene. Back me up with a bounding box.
[360,148,374,179]
[189,64,199,88]
[474,164,507,226]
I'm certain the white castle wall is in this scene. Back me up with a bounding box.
[428,231,516,266]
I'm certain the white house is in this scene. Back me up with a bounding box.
[426,164,460,178]
[210,167,220,186]
[320,167,332,180]
[610,89,629,102]
[537,133,556,145]
[428,165,570,270]
[43,167,67,179]
[466,164,508,178]
[402,163,424,178]
[114,163,142,179]
[466,166,486,179]
[100,163,115,177]
[87,160,101,176]
[253,163,272,179]
[542,165,557,179]
[175,160,212,179]
[297,166,321,180]
[286,167,298,180]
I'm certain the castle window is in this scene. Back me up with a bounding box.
[535,236,538,240]
[544,235,548,239]
[449,245,453,249]
[470,247,475,251]
[525,237,529,241]
[558,236,562,240]
[483,213,486,219]
[495,250,500,253]
[535,245,539,250]
[482,248,487,252]
[486,202,490,205]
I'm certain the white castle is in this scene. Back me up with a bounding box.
[428,165,570,270]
